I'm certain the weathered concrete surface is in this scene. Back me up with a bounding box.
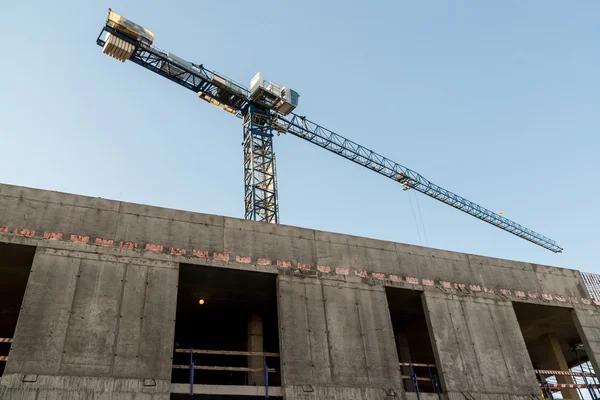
[0,183,598,399]
[277,276,402,397]
[573,307,600,377]
[0,373,170,399]
[422,291,539,396]
[1,246,177,399]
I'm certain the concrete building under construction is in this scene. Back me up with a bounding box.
[0,183,599,399]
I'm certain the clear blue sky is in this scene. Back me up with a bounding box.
[1,1,598,273]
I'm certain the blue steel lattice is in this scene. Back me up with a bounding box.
[275,113,562,253]
[96,24,562,252]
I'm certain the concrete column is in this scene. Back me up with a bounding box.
[396,332,413,390]
[247,314,264,385]
[542,333,579,399]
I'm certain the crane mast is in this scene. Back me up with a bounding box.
[96,10,562,253]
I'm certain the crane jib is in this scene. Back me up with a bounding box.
[96,21,562,253]
[278,113,562,253]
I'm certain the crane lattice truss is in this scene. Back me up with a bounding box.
[96,20,562,253]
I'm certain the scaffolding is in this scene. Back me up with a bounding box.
[582,272,600,301]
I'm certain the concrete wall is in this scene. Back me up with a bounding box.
[277,276,402,399]
[423,292,539,397]
[0,183,598,399]
[0,247,177,399]
[573,307,600,378]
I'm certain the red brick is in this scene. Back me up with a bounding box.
[193,250,208,258]
[354,270,367,278]
[372,272,386,280]
[317,265,331,273]
[406,277,419,285]
[422,279,434,286]
[15,228,35,238]
[389,275,402,282]
[145,244,164,253]
[469,285,482,292]
[213,252,230,262]
[236,256,251,264]
[70,234,89,243]
[95,238,114,247]
[335,267,349,276]
[515,290,526,298]
[44,232,63,241]
[298,263,311,271]
[170,247,186,256]
[440,281,451,289]
[120,241,138,250]
[257,258,272,266]
[0,227,7,234]
[277,260,291,269]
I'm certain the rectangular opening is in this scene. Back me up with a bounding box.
[385,287,442,394]
[513,302,599,399]
[0,243,36,376]
[172,263,281,392]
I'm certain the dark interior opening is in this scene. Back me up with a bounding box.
[385,287,441,393]
[0,243,36,376]
[172,263,281,388]
[513,302,595,398]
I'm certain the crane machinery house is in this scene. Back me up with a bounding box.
[250,72,300,115]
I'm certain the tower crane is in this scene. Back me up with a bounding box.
[97,10,562,253]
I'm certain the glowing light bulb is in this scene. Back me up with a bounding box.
[199,299,205,305]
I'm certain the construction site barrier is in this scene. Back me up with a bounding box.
[535,369,596,378]
[0,338,11,363]
[544,383,600,389]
